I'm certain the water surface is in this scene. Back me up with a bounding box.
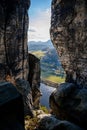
[40,83,56,109]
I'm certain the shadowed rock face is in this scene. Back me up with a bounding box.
[28,53,41,109]
[0,82,25,130]
[50,1,87,129]
[49,83,87,129]
[50,0,87,87]
[0,0,41,118]
[0,0,30,81]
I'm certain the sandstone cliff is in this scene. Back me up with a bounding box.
[0,0,41,129]
[0,0,87,130]
[50,0,87,87]
[50,0,87,129]
[0,0,30,81]
[0,0,31,129]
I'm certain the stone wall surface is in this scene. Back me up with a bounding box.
[28,53,41,109]
[50,0,87,87]
[50,0,87,129]
[0,0,30,81]
[49,83,87,129]
[0,82,25,130]
[0,0,33,128]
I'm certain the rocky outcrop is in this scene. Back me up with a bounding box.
[50,0,87,129]
[0,0,34,121]
[0,0,30,81]
[0,0,42,129]
[28,53,41,109]
[0,0,41,118]
[50,83,87,129]
[15,78,34,117]
[0,82,25,130]
[50,0,87,87]
[37,114,83,130]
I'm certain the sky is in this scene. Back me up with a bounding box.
[28,0,51,42]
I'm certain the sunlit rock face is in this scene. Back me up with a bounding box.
[0,0,30,81]
[50,0,87,87]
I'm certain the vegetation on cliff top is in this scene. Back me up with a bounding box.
[29,40,65,84]
[25,106,49,130]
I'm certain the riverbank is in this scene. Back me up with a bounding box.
[41,79,58,88]
[40,83,56,108]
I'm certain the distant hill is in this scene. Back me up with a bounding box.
[41,48,61,69]
[28,40,53,51]
[28,40,65,83]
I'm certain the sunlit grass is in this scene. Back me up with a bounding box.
[40,105,49,114]
[45,75,65,83]
[31,51,45,59]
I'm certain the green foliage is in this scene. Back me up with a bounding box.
[25,106,49,130]
[45,75,65,83]
[31,51,45,59]
[40,105,49,114]
[30,49,65,84]
[25,116,39,130]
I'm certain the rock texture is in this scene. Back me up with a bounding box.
[50,0,87,129]
[37,114,83,130]
[50,83,87,129]
[28,53,41,109]
[0,0,41,118]
[50,0,87,87]
[0,0,30,81]
[15,78,34,117]
[0,82,25,130]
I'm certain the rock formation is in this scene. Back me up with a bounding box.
[50,0,87,87]
[38,114,83,130]
[0,0,41,121]
[50,0,87,129]
[0,0,34,123]
[28,53,41,109]
[50,83,87,129]
[0,0,30,81]
[0,82,25,130]
[15,78,34,117]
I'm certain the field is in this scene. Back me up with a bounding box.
[43,75,65,83]
[30,50,46,59]
[29,40,65,84]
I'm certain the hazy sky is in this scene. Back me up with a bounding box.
[28,0,51,42]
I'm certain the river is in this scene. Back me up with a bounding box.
[40,83,56,109]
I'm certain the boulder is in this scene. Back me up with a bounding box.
[37,114,83,130]
[50,83,87,129]
[0,82,25,130]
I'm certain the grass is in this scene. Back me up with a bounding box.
[31,51,45,59]
[25,116,39,130]
[40,105,49,114]
[25,106,49,130]
[44,75,65,83]
[30,50,65,84]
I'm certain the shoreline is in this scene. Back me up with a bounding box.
[41,79,58,88]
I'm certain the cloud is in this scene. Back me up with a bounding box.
[28,8,51,42]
